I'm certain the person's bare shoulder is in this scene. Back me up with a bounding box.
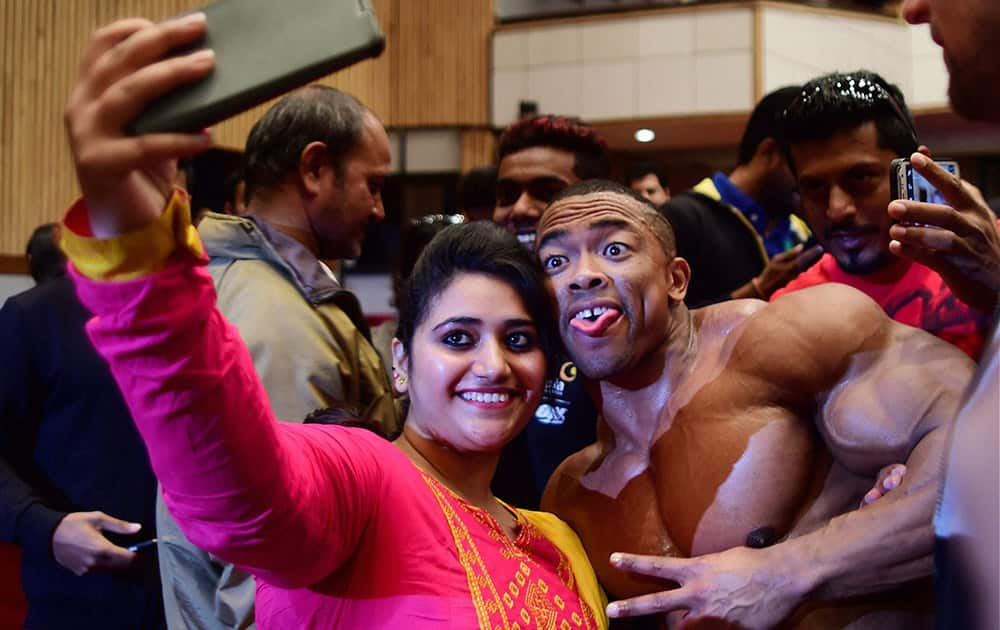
[769,282,973,367]
[770,283,886,339]
[764,284,889,361]
[770,283,974,472]
[709,284,896,400]
[694,296,768,326]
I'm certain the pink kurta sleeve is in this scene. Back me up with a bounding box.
[66,199,386,589]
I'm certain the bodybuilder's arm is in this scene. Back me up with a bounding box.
[776,311,972,600]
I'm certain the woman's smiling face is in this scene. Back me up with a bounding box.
[393,272,547,453]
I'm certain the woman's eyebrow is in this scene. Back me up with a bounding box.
[504,318,536,328]
[431,316,482,331]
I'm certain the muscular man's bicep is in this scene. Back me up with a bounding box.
[772,291,975,598]
[763,283,971,472]
[818,320,973,476]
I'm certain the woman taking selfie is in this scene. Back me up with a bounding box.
[59,16,605,629]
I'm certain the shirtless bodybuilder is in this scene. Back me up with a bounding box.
[536,181,974,628]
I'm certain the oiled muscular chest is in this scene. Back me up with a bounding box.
[568,408,823,600]
[561,467,680,600]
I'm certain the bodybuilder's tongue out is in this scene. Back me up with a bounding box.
[570,307,622,337]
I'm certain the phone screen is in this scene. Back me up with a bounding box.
[907,162,958,204]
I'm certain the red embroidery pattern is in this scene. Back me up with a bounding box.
[421,472,596,629]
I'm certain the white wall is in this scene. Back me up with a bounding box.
[0,274,34,307]
[492,5,949,127]
[404,130,462,173]
[493,7,755,127]
[907,23,949,108]
[760,6,948,108]
[342,272,394,317]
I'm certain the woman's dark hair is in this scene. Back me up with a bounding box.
[395,222,558,374]
[391,214,466,309]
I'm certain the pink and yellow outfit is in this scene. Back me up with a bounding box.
[61,192,607,629]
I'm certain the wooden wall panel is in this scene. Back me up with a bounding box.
[460,128,497,172]
[393,0,492,127]
[0,0,495,256]
[2,0,96,258]
[0,0,203,256]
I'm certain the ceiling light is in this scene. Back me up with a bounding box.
[634,128,655,143]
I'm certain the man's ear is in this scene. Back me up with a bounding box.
[299,141,331,196]
[391,338,410,395]
[756,137,784,170]
[667,256,691,304]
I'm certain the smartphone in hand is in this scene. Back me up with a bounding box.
[126,538,158,552]
[890,158,960,204]
[128,0,384,135]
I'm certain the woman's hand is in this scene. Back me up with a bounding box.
[64,14,215,237]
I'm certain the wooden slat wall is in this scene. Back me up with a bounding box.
[0,0,495,257]
[460,129,497,172]
[393,0,493,127]
[1,1,100,260]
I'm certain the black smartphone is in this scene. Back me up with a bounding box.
[126,538,158,552]
[128,0,385,135]
[890,158,960,204]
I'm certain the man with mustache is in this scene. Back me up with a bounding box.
[771,70,991,359]
[537,179,974,628]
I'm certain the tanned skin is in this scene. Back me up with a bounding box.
[537,190,973,628]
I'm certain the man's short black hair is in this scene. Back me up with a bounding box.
[498,115,610,180]
[780,70,918,165]
[242,85,369,200]
[738,85,802,165]
[25,223,66,284]
[624,161,667,187]
[545,179,676,258]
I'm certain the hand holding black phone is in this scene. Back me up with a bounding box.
[128,0,384,135]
